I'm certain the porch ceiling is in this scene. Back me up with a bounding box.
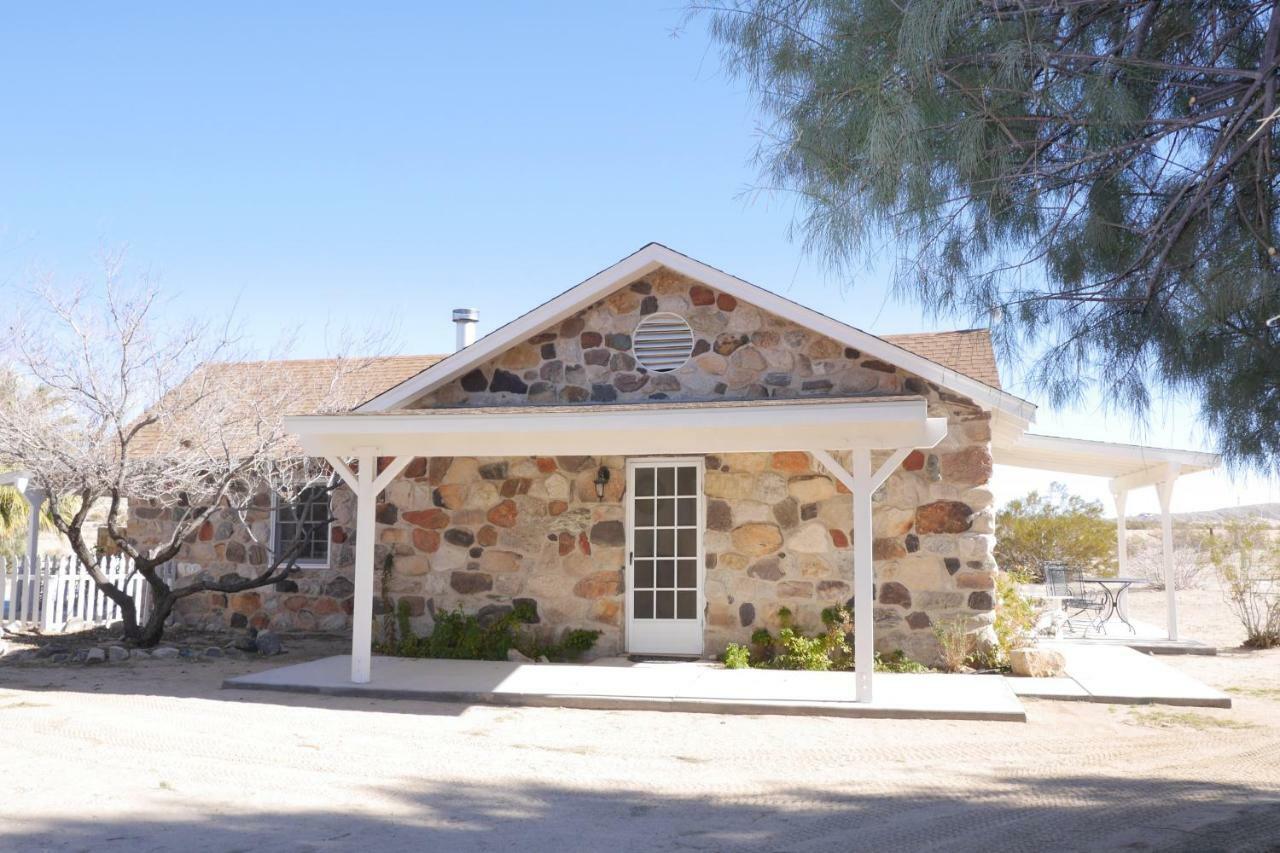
[992,432,1219,491]
[285,396,949,458]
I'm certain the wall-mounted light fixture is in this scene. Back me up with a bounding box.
[593,467,611,500]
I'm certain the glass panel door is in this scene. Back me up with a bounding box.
[627,459,703,655]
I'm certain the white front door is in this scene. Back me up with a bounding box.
[625,458,704,656]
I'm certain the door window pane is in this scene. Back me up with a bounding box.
[656,560,674,588]
[634,591,653,619]
[636,530,654,558]
[635,560,654,589]
[676,528,696,557]
[636,468,655,496]
[635,499,654,526]
[656,467,675,496]
[677,466,696,495]
[677,590,697,619]
[677,560,696,589]
[677,497,696,526]
[655,590,675,619]
[656,529,674,557]
[656,498,674,526]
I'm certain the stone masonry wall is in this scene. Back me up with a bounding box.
[130,265,997,663]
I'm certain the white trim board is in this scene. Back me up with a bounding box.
[356,243,1038,427]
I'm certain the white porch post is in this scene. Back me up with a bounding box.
[812,447,912,704]
[327,449,414,684]
[1155,464,1181,641]
[1111,488,1129,620]
[849,449,875,703]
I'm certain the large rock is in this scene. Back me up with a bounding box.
[254,631,284,656]
[1009,647,1066,678]
[731,523,783,557]
[914,500,974,534]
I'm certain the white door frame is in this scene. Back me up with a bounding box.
[624,456,705,656]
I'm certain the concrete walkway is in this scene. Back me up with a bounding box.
[1008,643,1231,708]
[224,655,1027,721]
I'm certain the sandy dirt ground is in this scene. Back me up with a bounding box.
[1,592,1278,853]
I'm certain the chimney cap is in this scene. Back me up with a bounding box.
[452,308,479,323]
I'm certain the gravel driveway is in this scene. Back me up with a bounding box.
[1,596,1278,853]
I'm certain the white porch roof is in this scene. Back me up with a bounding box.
[286,396,948,458]
[993,433,1219,492]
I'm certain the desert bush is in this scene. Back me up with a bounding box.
[932,618,975,673]
[1208,522,1280,649]
[995,484,1117,581]
[969,569,1040,670]
[874,650,930,673]
[745,606,854,671]
[1127,535,1210,591]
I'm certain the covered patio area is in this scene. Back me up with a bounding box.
[282,396,949,704]
[994,433,1220,647]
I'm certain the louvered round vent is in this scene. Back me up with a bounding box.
[632,312,695,373]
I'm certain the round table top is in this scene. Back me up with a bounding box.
[1080,576,1148,585]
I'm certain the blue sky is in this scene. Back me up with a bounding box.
[1,2,1275,514]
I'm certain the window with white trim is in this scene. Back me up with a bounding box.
[273,485,331,566]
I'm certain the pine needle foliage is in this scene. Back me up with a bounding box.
[701,0,1280,471]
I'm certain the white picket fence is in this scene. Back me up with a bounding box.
[0,554,168,632]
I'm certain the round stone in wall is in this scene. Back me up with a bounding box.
[632,312,695,373]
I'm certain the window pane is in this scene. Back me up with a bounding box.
[656,467,675,496]
[634,560,654,588]
[636,468,654,496]
[677,497,696,526]
[656,559,674,588]
[635,499,654,527]
[656,498,674,526]
[634,590,653,619]
[655,590,674,619]
[675,528,695,557]
[677,560,696,589]
[656,529,674,557]
[635,530,654,557]
[677,466,696,495]
[677,590,697,619]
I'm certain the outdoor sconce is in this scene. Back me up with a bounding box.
[593,467,611,500]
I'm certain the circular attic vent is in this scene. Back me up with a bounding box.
[632,312,695,373]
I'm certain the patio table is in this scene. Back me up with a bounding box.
[1080,577,1148,634]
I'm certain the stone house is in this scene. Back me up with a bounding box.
[130,244,1212,701]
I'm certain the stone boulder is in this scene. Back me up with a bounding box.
[1009,646,1066,678]
[254,631,284,657]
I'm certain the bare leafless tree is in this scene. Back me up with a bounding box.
[0,254,387,645]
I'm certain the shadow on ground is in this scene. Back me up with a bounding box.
[4,775,1279,852]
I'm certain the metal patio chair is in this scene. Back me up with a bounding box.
[1043,561,1107,636]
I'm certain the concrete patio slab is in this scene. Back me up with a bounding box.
[224,655,1027,721]
[1042,642,1232,708]
[1005,676,1090,700]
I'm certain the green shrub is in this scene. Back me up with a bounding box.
[722,643,751,669]
[968,569,1039,670]
[874,650,929,673]
[379,601,599,662]
[994,484,1117,580]
[742,606,854,671]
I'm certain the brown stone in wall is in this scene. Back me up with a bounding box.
[412,528,440,553]
[902,450,925,471]
[872,537,905,559]
[939,446,993,486]
[450,572,493,594]
[716,293,737,311]
[731,523,783,557]
[906,611,932,630]
[403,508,449,529]
[690,284,715,306]
[771,451,810,474]
[487,499,519,528]
[877,582,911,608]
[573,570,622,599]
[914,500,974,534]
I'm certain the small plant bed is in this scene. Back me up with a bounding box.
[720,607,933,673]
[376,599,600,663]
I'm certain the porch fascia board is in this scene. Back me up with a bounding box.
[287,398,949,459]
